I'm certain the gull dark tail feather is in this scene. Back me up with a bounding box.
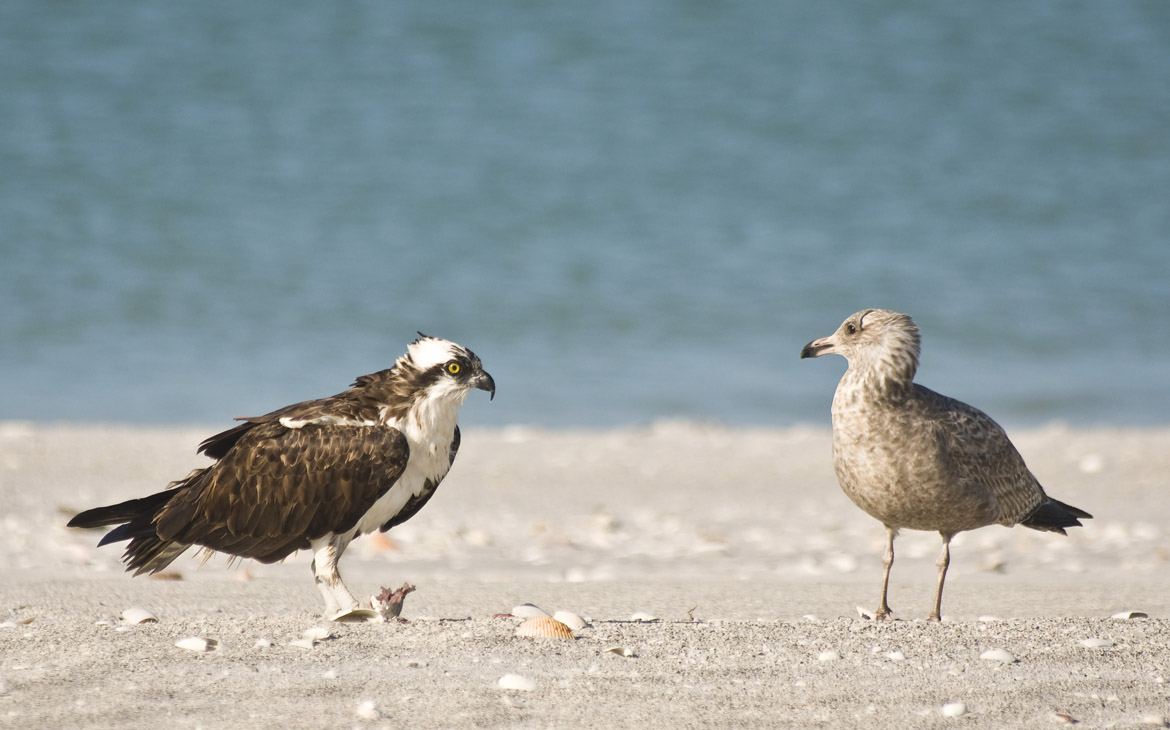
[1020,497,1093,535]
[66,487,191,575]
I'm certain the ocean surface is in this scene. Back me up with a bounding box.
[2,1,1168,430]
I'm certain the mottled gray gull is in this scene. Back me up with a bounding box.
[800,309,1091,620]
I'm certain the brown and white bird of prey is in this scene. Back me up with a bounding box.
[69,335,495,621]
[800,309,1090,621]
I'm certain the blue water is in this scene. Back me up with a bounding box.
[2,1,1168,429]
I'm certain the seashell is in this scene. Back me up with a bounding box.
[941,701,967,718]
[980,648,1018,663]
[628,612,658,622]
[355,701,384,720]
[511,603,549,618]
[1052,712,1077,724]
[817,650,842,662]
[175,637,216,652]
[253,638,273,648]
[0,621,18,630]
[289,638,317,650]
[121,607,158,624]
[552,610,588,631]
[498,673,536,692]
[302,626,333,641]
[1080,638,1113,648]
[885,651,906,662]
[515,615,574,640]
[604,646,635,658]
[856,606,875,620]
[1111,610,1148,620]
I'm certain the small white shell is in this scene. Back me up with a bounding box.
[253,638,273,648]
[552,610,588,630]
[355,701,383,720]
[1111,610,1148,620]
[121,607,158,625]
[515,616,574,640]
[941,701,967,718]
[628,612,658,622]
[979,648,1018,663]
[604,646,635,658]
[302,626,333,641]
[885,651,906,662]
[175,637,216,652]
[497,673,536,692]
[817,650,842,662]
[511,603,548,618]
[1080,638,1113,648]
[289,638,317,650]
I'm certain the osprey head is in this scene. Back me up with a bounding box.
[405,333,496,401]
[800,309,921,383]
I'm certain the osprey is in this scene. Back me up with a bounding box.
[69,335,495,621]
[801,309,1090,620]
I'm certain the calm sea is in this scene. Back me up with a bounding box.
[2,1,1168,429]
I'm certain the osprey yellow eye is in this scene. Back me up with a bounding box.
[447,362,461,375]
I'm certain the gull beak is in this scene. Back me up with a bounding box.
[800,336,835,359]
[473,370,496,401]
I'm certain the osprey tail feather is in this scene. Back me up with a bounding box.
[67,486,192,574]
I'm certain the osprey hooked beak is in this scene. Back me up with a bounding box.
[473,370,496,400]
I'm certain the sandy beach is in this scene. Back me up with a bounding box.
[1,421,1167,729]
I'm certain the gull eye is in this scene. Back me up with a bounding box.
[446,361,461,375]
[845,323,858,335]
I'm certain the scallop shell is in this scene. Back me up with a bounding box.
[302,626,333,641]
[941,702,967,718]
[552,610,588,630]
[498,673,537,692]
[511,603,549,618]
[121,607,158,624]
[515,615,574,640]
[175,637,217,652]
[979,648,1018,663]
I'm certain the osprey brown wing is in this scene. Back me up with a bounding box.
[153,419,410,564]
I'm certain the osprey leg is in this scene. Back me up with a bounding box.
[310,536,374,621]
